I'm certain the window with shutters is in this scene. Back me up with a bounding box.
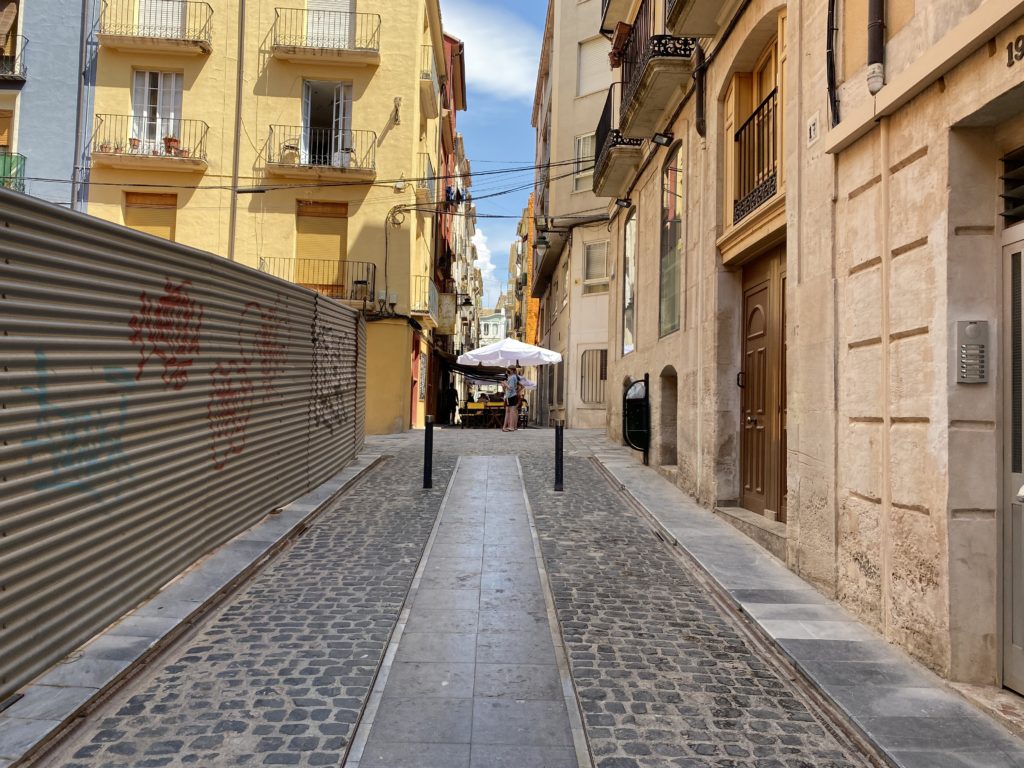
[561,259,569,305]
[660,144,683,336]
[580,348,608,404]
[577,37,609,97]
[295,201,348,285]
[583,241,609,295]
[0,110,11,149]
[573,133,595,192]
[124,192,177,240]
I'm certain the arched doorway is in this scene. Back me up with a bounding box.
[659,366,678,467]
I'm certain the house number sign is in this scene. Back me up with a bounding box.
[1008,33,1024,68]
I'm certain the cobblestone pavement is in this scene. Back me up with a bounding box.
[42,453,456,768]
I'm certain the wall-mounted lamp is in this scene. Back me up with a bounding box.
[534,234,550,261]
[393,96,402,125]
[651,132,673,147]
[614,198,632,209]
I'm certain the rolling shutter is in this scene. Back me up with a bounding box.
[124,193,176,240]
[577,37,610,97]
[295,202,348,285]
[0,109,11,148]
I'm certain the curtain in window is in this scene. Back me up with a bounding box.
[660,145,683,336]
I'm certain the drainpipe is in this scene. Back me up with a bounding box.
[694,43,706,138]
[867,0,885,95]
[227,0,246,260]
[70,0,91,210]
[826,0,840,125]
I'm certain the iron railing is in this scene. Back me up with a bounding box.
[733,87,778,223]
[92,114,209,161]
[417,152,436,199]
[272,9,380,51]
[411,274,439,319]
[0,35,27,79]
[99,0,213,46]
[621,0,695,109]
[595,82,643,180]
[420,44,438,93]
[267,126,376,171]
[0,151,26,192]
[260,257,375,302]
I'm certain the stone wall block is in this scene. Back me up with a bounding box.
[890,333,935,420]
[837,184,882,274]
[843,265,882,344]
[841,420,882,501]
[946,426,998,514]
[837,491,883,628]
[842,344,882,417]
[948,516,998,684]
[889,243,937,336]
[889,422,940,513]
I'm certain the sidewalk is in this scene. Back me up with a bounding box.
[568,429,1024,768]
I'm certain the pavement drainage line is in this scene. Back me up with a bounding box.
[343,455,463,768]
[588,457,892,768]
[515,456,595,768]
[19,454,388,768]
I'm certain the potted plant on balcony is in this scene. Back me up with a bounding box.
[97,140,112,153]
[129,137,141,152]
[176,147,190,158]
[163,135,180,154]
[114,142,125,154]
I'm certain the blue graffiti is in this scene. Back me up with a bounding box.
[21,351,134,498]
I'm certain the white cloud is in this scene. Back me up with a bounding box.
[442,0,542,103]
[472,228,507,308]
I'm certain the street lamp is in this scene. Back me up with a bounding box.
[534,234,549,262]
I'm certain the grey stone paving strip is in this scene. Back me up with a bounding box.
[518,446,873,768]
[0,453,383,767]
[578,432,1024,768]
[25,450,456,768]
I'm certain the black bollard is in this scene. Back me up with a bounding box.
[423,415,433,489]
[554,419,564,492]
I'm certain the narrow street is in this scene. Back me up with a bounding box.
[37,429,886,768]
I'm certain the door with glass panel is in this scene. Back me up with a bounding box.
[301,81,352,166]
[132,71,183,154]
[1004,224,1024,693]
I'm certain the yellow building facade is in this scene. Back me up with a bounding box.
[85,0,451,434]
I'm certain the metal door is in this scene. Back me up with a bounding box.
[1004,228,1024,692]
[741,278,769,515]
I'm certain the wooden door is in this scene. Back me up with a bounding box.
[1004,228,1024,693]
[740,247,786,519]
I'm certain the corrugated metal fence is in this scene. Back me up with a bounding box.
[0,189,365,702]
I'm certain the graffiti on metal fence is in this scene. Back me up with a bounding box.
[238,297,289,400]
[311,314,352,433]
[207,362,254,471]
[22,351,134,497]
[129,278,204,391]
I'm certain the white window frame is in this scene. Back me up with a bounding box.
[573,133,595,193]
[583,241,609,295]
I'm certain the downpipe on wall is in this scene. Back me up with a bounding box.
[867,0,886,94]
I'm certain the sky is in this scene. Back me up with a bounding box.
[441,0,548,308]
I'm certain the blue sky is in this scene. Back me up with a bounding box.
[442,0,548,307]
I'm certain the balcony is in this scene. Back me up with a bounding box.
[0,36,27,81]
[415,152,435,202]
[733,88,778,224]
[266,126,376,180]
[260,257,375,306]
[0,151,26,192]
[271,9,380,66]
[619,0,695,139]
[419,45,439,119]
[91,115,209,172]
[410,274,439,328]
[666,0,721,37]
[98,0,212,55]
[593,83,643,198]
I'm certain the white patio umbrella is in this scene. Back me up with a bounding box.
[456,338,562,367]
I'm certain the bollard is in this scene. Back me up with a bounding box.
[554,419,564,492]
[423,415,433,489]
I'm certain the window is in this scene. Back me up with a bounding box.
[622,210,636,356]
[584,241,609,295]
[0,109,11,149]
[580,349,608,404]
[302,81,353,166]
[295,201,348,285]
[132,71,183,152]
[660,145,683,336]
[573,133,595,192]
[577,37,609,96]
[561,259,569,304]
[124,193,177,240]
[556,361,565,406]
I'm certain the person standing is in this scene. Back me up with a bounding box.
[502,367,520,432]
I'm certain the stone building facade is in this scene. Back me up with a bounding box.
[593,0,1024,689]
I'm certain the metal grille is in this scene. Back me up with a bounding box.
[734,88,778,223]
[581,349,608,404]
[1003,147,1024,226]
[1014,252,1022,474]
[99,0,213,47]
[0,188,365,702]
[272,9,380,51]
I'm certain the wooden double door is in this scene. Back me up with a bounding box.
[739,246,787,522]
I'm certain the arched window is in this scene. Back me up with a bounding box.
[660,144,683,336]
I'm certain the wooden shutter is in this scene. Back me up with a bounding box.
[0,110,11,149]
[577,37,609,97]
[124,193,176,240]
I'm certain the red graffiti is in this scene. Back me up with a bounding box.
[206,363,254,470]
[129,278,203,390]
[239,299,288,399]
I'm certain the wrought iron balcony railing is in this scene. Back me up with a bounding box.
[92,114,209,161]
[411,274,439,320]
[260,257,375,303]
[0,36,27,79]
[99,0,213,49]
[595,82,643,179]
[0,151,26,192]
[267,126,376,171]
[621,0,695,110]
[733,87,778,224]
[272,9,380,52]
